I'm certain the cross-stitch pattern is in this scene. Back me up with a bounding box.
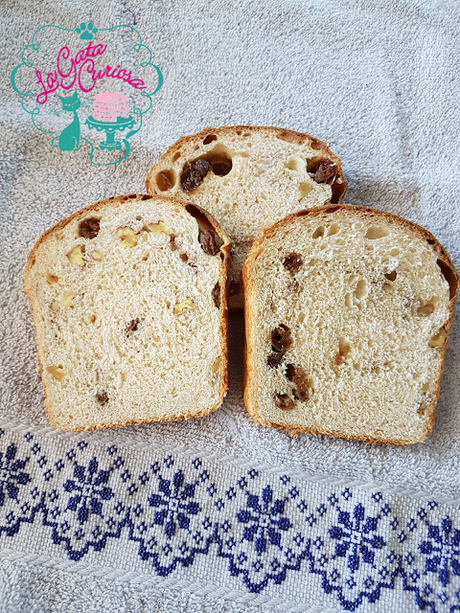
[0,428,458,612]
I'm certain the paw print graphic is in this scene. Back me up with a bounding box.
[75,23,98,40]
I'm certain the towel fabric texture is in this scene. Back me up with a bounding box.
[0,1,459,611]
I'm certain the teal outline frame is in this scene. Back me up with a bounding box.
[10,22,163,164]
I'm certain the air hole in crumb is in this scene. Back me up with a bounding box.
[299,182,313,200]
[298,312,306,323]
[306,155,322,171]
[142,254,149,261]
[421,382,430,394]
[417,303,435,317]
[141,195,150,201]
[90,314,96,324]
[156,170,175,191]
[429,328,446,348]
[172,152,180,162]
[136,215,142,221]
[365,226,389,240]
[285,159,299,171]
[203,134,217,145]
[46,273,59,284]
[339,338,352,359]
[327,223,339,236]
[355,279,367,301]
[427,238,435,245]
[437,259,458,300]
[312,226,324,239]
[385,271,397,281]
[236,130,242,136]
[390,248,400,256]
[324,206,341,214]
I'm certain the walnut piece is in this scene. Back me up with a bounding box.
[147,221,174,236]
[117,227,137,247]
[47,365,64,381]
[63,291,76,307]
[66,245,85,266]
[174,298,194,315]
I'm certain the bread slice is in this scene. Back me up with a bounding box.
[242,204,458,445]
[24,194,231,432]
[145,126,346,308]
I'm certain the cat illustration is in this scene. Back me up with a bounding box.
[57,90,81,151]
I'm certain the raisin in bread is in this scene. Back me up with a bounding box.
[242,204,458,445]
[145,126,346,308]
[24,194,231,431]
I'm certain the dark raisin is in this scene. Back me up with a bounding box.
[271,324,292,353]
[180,253,189,263]
[274,393,296,411]
[126,319,140,335]
[286,363,296,381]
[313,159,337,183]
[203,134,217,144]
[210,155,232,176]
[78,218,100,239]
[96,391,108,405]
[199,229,219,256]
[180,159,210,192]
[169,235,178,251]
[268,352,283,368]
[283,253,303,273]
[156,170,174,191]
[286,364,311,401]
[229,280,240,295]
[212,282,221,308]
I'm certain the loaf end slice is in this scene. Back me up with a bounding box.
[242,204,458,445]
[146,125,346,308]
[24,194,231,431]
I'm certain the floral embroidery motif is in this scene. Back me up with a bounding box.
[0,429,457,611]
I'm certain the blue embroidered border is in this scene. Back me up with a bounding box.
[0,427,459,612]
